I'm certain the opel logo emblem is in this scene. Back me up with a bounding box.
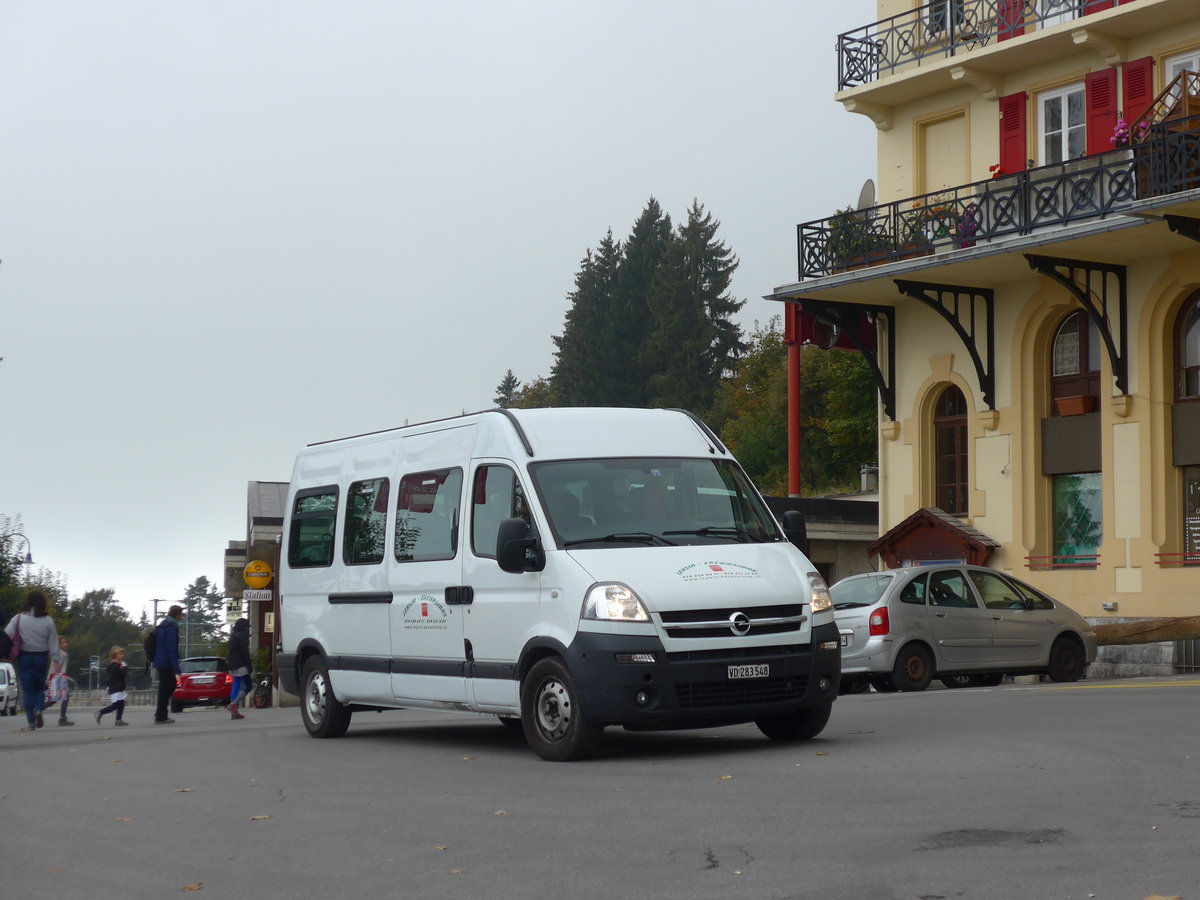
[729,612,751,636]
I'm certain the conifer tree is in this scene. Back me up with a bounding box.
[644,201,745,412]
[493,369,521,407]
[610,198,672,406]
[550,231,622,405]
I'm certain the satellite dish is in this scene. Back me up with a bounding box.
[856,178,876,210]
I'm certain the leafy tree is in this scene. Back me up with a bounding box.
[712,318,877,496]
[493,369,522,407]
[179,576,226,657]
[60,588,143,690]
[644,201,745,412]
[510,376,561,408]
[1,515,69,623]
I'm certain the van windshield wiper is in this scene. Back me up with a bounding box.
[663,526,762,543]
[562,532,676,547]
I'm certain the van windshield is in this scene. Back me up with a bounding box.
[529,458,783,548]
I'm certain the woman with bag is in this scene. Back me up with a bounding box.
[3,590,63,732]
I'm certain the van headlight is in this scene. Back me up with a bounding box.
[808,572,832,613]
[582,583,650,622]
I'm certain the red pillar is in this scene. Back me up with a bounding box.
[784,305,803,498]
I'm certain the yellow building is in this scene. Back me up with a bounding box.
[769,0,1200,658]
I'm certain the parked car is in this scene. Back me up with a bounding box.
[0,661,18,716]
[831,565,1098,693]
[171,657,232,713]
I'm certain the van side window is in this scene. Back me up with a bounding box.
[288,486,339,568]
[395,468,463,562]
[344,478,389,565]
[471,465,530,558]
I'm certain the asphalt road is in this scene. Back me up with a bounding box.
[3,676,1198,900]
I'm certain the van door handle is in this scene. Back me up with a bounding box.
[445,586,475,606]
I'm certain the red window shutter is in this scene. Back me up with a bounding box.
[999,92,1028,174]
[997,0,1025,42]
[1085,68,1118,155]
[1122,56,1155,122]
[1083,0,1116,13]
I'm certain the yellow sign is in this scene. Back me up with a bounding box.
[243,560,274,589]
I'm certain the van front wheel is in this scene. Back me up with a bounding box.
[300,657,351,738]
[756,702,832,741]
[521,658,601,761]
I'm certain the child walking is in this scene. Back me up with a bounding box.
[95,646,129,726]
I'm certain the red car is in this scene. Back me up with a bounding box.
[170,657,232,713]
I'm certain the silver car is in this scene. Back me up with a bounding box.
[831,565,1098,693]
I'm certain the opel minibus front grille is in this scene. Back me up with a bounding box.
[666,644,803,663]
[676,676,808,709]
[658,604,806,639]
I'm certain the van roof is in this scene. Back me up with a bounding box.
[304,407,726,461]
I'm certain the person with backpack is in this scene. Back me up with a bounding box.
[3,591,63,732]
[152,605,183,724]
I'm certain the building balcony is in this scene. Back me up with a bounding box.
[837,0,1194,111]
[793,112,1200,283]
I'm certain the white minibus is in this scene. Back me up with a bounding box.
[277,407,840,760]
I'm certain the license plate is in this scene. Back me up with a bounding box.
[839,632,850,648]
[727,664,769,680]
[193,676,215,684]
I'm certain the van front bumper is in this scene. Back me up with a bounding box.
[563,622,841,728]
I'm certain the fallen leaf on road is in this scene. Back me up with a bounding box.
[172,788,195,793]
[116,817,132,822]
[494,810,507,816]
[181,883,203,891]
[112,760,121,763]
[718,775,733,781]
[815,752,829,756]
[462,756,476,760]
[435,846,448,851]
[1144,895,1183,900]
[450,868,468,875]
[250,815,271,821]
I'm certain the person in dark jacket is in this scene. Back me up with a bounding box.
[227,617,252,720]
[152,605,183,724]
[95,646,129,726]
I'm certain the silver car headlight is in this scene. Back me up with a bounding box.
[581,583,650,622]
[808,571,832,613]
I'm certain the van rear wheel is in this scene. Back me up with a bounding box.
[300,656,351,738]
[521,658,601,761]
[756,702,832,741]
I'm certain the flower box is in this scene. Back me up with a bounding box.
[1055,395,1095,416]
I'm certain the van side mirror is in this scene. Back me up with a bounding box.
[496,517,545,574]
[781,509,809,556]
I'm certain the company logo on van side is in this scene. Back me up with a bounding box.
[676,561,761,582]
[401,594,450,631]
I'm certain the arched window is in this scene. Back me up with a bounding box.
[1179,292,1200,401]
[1050,310,1101,414]
[934,385,968,517]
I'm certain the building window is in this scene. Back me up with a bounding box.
[1051,310,1101,413]
[395,469,462,563]
[287,486,338,568]
[1166,50,1200,81]
[344,478,389,565]
[1040,0,1080,29]
[1179,292,1200,400]
[934,385,968,517]
[1185,466,1200,562]
[926,0,964,36]
[1052,473,1102,565]
[1039,82,1086,164]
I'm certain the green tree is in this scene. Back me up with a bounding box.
[179,576,226,657]
[550,230,623,405]
[611,198,673,406]
[493,369,522,407]
[644,201,745,413]
[60,588,142,690]
[510,375,561,408]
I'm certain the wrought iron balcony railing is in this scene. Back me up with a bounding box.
[795,113,1200,281]
[839,0,1134,90]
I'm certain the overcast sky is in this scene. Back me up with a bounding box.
[0,1,875,621]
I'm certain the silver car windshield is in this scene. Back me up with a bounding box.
[529,457,783,548]
[831,573,895,609]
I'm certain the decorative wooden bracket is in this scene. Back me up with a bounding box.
[894,279,996,410]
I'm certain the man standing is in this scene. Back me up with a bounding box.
[153,604,183,724]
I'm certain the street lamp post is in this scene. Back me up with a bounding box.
[8,532,34,578]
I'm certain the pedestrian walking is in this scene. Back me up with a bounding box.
[95,646,129,726]
[153,604,183,724]
[3,590,63,732]
[45,635,75,725]
[227,617,251,720]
